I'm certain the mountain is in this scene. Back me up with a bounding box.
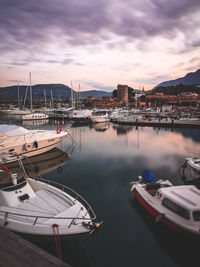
[80,90,111,99]
[155,69,200,87]
[0,84,112,103]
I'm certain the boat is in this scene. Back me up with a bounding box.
[90,110,110,123]
[22,113,49,121]
[71,109,93,125]
[179,157,200,189]
[21,74,49,121]
[0,124,70,158]
[130,170,200,239]
[0,107,31,115]
[0,155,101,236]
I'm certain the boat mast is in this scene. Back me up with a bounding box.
[51,90,54,108]
[78,84,81,110]
[23,86,28,109]
[17,82,20,109]
[44,89,47,108]
[29,73,32,113]
[70,81,74,108]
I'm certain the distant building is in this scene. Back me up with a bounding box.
[117,84,128,104]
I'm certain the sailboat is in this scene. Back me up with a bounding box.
[22,73,49,121]
[0,83,31,115]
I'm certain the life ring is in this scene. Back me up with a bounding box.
[57,126,62,134]
[0,166,9,180]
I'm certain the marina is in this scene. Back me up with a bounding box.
[1,1,200,266]
[0,114,199,267]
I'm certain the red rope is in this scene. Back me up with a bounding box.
[52,224,62,260]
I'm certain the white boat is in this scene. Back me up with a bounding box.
[0,124,70,158]
[130,170,200,239]
[22,113,49,121]
[91,111,110,123]
[71,109,93,124]
[0,108,31,115]
[0,155,100,236]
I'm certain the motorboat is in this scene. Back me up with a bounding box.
[90,110,110,123]
[70,109,93,124]
[130,170,200,239]
[0,108,32,115]
[179,157,200,189]
[0,124,70,158]
[22,113,49,121]
[0,155,101,236]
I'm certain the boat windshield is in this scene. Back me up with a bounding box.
[0,125,29,136]
[162,197,190,220]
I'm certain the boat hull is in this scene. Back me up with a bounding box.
[0,132,68,158]
[91,117,110,123]
[132,187,200,239]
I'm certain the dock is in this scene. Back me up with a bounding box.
[112,119,200,128]
[0,226,70,267]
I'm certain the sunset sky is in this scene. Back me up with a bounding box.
[1,0,200,91]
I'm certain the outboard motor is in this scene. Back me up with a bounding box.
[142,170,154,183]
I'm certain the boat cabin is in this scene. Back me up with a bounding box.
[157,185,200,222]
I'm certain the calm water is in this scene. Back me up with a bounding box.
[1,115,200,267]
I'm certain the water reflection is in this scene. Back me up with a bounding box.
[130,197,199,267]
[112,124,133,135]
[22,119,49,126]
[90,122,110,132]
[1,115,200,267]
[5,148,71,179]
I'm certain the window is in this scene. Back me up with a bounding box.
[162,198,190,220]
[193,211,200,221]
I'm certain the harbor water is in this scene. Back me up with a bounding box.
[0,115,199,267]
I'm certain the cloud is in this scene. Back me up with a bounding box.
[77,80,115,91]
[1,0,200,55]
[7,80,24,83]
[134,74,171,85]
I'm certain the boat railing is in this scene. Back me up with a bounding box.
[0,209,95,227]
[34,177,96,220]
[0,177,96,227]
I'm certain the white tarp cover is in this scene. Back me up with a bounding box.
[0,125,29,136]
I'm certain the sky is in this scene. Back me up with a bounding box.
[1,0,200,92]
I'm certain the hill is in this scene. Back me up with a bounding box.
[0,84,112,104]
[155,69,200,87]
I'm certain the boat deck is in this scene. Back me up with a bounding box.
[1,189,73,223]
